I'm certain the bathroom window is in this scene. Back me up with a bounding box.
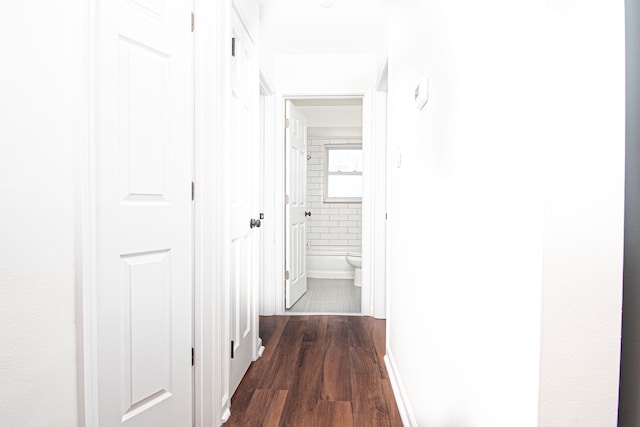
[324,145,363,202]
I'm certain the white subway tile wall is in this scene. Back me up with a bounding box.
[306,129,362,247]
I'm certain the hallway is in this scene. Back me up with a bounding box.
[0,1,629,425]
[226,316,402,426]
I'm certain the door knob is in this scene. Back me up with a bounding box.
[304,211,311,217]
[250,218,261,228]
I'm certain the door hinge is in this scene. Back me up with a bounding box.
[230,341,234,359]
[231,37,236,57]
[191,12,194,32]
[285,118,290,128]
[285,270,290,280]
[191,181,195,201]
[285,195,289,204]
[191,347,194,366]
[385,213,388,220]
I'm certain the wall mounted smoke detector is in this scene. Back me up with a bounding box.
[415,75,429,110]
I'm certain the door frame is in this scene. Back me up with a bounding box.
[78,0,232,425]
[192,0,231,424]
[375,59,389,322]
[264,90,387,317]
[260,72,278,315]
[194,0,262,422]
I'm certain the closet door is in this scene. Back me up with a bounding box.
[229,8,260,397]
[94,0,193,425]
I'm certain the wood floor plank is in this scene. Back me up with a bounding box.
[348,316,387,380]
[226,389,288,427]
[278,341,324,426]
[259,315,289,364]
[381,378,404,426]
[317,316,329,348]
[261,319,305,390]
[373,318,389,380]
[302,316,321,342]
[262,389,288,426]
[226,316,402,427]
[350,345,395,426]
[231,318,287,412]
[259,315,280,346]
[229,371,257,417]
[316,401,354,427]
[322,317,352,401]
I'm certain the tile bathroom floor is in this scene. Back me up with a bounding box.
[287,278,361,313]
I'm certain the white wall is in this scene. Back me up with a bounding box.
[274,53,377,94]
[385,1,625,426]
[0,2,83,426]
[385,0,544,425]
[298,106,362,128]
[259,0,387,85]
[538,1,625,426]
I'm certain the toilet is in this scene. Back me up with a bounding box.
[345,252,362,287]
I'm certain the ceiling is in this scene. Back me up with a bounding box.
[260,0,388,55]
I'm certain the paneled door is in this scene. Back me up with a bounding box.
[94,0,193,425]
[285,101,309,309]
[229,9,260,397]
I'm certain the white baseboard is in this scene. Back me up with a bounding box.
[221,392,231,424]
[221,407,231,424]
[308,271,354,280]
[256,336,265,359]
[384,350,418,427]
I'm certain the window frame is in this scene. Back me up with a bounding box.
[323,144,363,203]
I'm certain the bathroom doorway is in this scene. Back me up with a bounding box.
[284,97,364,314]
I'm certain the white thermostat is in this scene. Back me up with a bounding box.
[414,75,429,110]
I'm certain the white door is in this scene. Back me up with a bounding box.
[285,101,309,309]
[229,9,260,397]
[94,0,193,425]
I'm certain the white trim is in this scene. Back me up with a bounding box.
[324,144,363,203]
[260,71,275,96]
[260,74,277,316]
[193,0,228,425]
[286,311,364,317]
[218,0,232,421]
[269,91,381,316]
[376,59,389,92]
[372,89,388,319]
[221,408,231,424]
[79,0,98,424]
[256,338,265,359]
[230,1,255,45]
[273,93,286,315]
[307,271,355,280]
[360,90,374,316]
[384,351,418,427]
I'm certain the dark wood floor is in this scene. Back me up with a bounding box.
[226,315,403,426]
